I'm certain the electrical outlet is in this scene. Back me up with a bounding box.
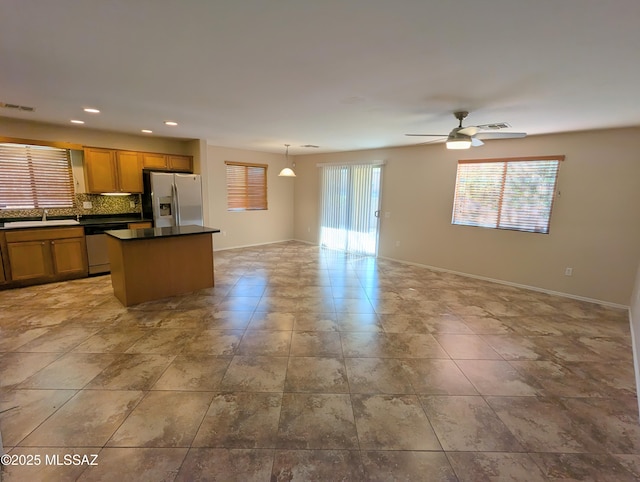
[395,241,400,247]
[307,227,311,233]
[130,201,135,209]
[82,201,92,209]
[565,267,573,276]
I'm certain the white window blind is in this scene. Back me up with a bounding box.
[225,161,268,211]
[452,156,563,234]
[0,143,74,209]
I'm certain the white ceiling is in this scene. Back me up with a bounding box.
[1,0,639,154]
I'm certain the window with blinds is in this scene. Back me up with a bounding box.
[452,156,563,234]
[0,143,75,209]
[225,161,268,211]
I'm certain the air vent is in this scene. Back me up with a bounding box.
[0,102,35,112]
[301,144,320,148]
[477,122,511,130]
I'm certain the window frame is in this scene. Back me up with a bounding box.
[224,161,268,211]
[451,155,564,234]
[0,142,75,209]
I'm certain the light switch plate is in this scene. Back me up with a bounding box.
[82,201,92,209]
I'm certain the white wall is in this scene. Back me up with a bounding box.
[293,127,640,306]
[0,117,192,154]
[202,144,294,250]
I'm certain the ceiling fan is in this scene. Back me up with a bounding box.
[406,111,526,149]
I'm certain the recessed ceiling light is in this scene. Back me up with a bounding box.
[141,129,153,134]
[164,121,178,126]
[70,119,85,124]
[83,108,100,113]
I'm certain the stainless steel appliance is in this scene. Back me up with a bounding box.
[85,222,129,274]
[143,172,203,227]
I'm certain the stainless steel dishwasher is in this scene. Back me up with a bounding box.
[85,223,129,274]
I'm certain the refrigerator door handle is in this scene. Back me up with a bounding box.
[173,182,181,226]
[170,183,178,226]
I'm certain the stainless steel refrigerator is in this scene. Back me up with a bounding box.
[143,172,203,227]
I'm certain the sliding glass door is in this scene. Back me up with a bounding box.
[319,163,382,256]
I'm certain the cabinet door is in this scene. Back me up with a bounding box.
[50,237,88,276]
[142,153,168,170]
[84,148,118,193]
[0,251,5,283]
[168,155,193,172]
[116,151,143,193]
[7,241,51,281]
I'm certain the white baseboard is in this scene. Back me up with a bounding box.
[628,309,640,419]
[214,239,297,252]
[377,255,629,310]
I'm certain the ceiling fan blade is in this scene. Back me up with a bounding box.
[471,137,484,147]
[458,126,480,136]
[405,133,448,137]
[475,132,527,140]
[415,138,446,146]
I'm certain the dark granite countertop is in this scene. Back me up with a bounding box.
[0,215,151,229]
[105,225,220,240]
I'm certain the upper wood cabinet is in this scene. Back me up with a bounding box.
[84,147,118,193]
[116,151,143,193]
[142,152,193,172]
[142,153,168,170]
[168,155,193,172]
[84,148,142,193]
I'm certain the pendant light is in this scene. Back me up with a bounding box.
[278,144,296,177]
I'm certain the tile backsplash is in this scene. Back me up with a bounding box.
[0,193,142,219]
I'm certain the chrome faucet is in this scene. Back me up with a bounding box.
[42,209,48,221]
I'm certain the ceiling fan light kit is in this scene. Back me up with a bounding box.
[407,110,527,150]
[446,137,472,150]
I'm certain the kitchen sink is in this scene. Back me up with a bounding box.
[3,219,80,228]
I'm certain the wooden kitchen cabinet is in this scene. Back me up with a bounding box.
[127,222,152,229]
[84,147,143,193]
[84,147,118,193]
[142,152,168,170]
[7,240,50,281]
[4,227,88,284]
[0,232,8,284]
[142,152,193,172]
[50,237,88,276]
[168,155,193,172]
[116,151,143,193]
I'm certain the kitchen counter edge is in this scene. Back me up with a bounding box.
[105,225,221,240]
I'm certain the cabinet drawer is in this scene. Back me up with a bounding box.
[127,222,152,229]
[6,227,85,243]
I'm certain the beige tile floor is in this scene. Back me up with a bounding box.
[0,241,638,481]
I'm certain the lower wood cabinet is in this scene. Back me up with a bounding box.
[0,234,6,284]
[127,222,153,230]
[4,227,88,285]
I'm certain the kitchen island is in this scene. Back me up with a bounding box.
[106,225,220,306]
